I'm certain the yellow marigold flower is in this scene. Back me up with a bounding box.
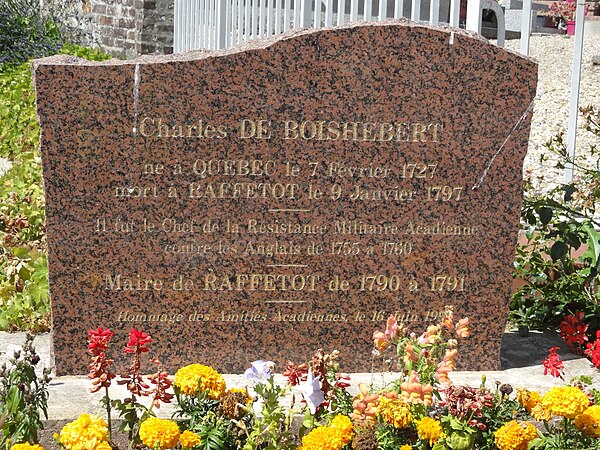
[541,386,589,419]
[330,414,354,445]
[376,397,412,429]
[516,388,542,413]
[94,441,112,450]
[298,426,344,450]
[531,404,552,422]
[575,405,600,438]
[416,417,445,446]
[59,414,108,450]
[139,417,181,450]
[174,364,226,399]
[494,420,538,450]
[10,444,44,450]
[180,430,202,448]
[400,445,412,450]
[227,387,253,404]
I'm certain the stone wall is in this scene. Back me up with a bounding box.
[44,0,173,59]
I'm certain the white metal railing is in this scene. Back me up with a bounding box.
[173,0,481,52]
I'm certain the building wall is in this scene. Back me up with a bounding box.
[45,0,173,59]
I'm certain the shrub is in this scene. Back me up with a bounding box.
[0,0,62,67]
[511,106,600,336]
[0,44,110,331]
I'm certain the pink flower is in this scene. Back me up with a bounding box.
[385,315,399,340]
[373,331,391,351]
[373,315,400,350]
[436,348,458,384]
[351,383,379,422]
[455,318,470,338]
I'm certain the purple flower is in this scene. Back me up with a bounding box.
[244,360,273,384]
[296,371,324,414]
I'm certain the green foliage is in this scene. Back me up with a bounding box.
[0,0,62,67]
[0,334,52,448]
[0,62,38,158]
[511,106,600,331]
[59,43,112,62]
[0,44,111,332]
[243,376,296,450]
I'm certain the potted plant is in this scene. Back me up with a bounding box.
[549,0,588,35]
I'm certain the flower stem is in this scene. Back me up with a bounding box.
[105,385,112,442]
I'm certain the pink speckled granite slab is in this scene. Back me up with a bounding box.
[33,21,537,376]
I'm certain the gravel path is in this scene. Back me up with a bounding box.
[504,34,600,193]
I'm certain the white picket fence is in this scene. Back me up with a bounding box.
[173,0,508,52]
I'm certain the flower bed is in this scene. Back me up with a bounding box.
[2,311,599,450]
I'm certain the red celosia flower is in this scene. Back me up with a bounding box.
[559,312,588,353]
[335,374,351,389]
[119,328,153,397]
[88,354,116,393]
[283,361,308,386]
[584,331,600,368]
[124,328,152,354]
[542,347,564,378]
[87,326,116,393]
[87,326,114,356]
[148,358,174,407]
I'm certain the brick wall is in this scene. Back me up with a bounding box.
[140,0,174,55]
[46,0,173,59]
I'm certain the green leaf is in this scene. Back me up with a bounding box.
[550,241,568,261]
[538,206,553,225]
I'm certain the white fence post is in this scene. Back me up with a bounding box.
[429,0,440,25]
[411,0,421,21]
[564,0,587,182]
[465,0,482,33]
[301,0,313,26]
[449,0,460,27]
[520,0,532,54]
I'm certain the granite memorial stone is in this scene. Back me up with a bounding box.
[33,21,538,375]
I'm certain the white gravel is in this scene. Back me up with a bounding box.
[503,34,600,193]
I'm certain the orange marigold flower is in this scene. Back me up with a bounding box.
[330,414,354,446]
[174,364,226,399]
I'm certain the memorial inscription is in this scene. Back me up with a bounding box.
[34,22,537,375]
